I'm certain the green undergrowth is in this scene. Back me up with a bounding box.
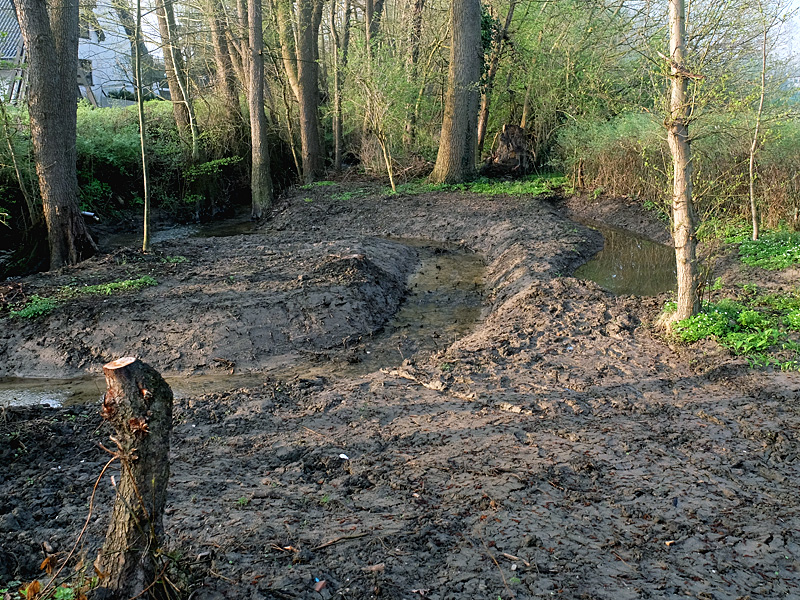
[737,231,800,270]
[666,287,800,370]
[390,173,567,197]
[8,276,157,319]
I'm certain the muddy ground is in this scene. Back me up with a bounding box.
[1,183,799,600]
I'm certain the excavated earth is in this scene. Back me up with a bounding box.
[1,183,799,600]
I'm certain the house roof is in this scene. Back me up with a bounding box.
[0,0,22,62]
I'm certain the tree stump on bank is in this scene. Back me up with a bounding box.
[95,357,173,599]
[480,124,536,177]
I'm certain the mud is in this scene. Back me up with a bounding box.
[1,183,799,600]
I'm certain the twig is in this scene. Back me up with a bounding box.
[312,532,368,551]
[209,568,236,584]
[501,552,530,568]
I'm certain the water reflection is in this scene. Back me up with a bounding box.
[574,220,676,296]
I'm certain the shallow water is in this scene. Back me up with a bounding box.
[574,220,676,296]
[0,238,485,407]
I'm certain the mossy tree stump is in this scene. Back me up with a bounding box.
[95,357,173,599]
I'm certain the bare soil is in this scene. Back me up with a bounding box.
[1,183,799,600]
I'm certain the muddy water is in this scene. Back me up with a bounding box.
[96,213,256,251]
[574,219,676,296]
[0,240,484,407]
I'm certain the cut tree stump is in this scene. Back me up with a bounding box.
[95,357,173,599]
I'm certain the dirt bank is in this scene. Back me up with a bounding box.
[1,183,799,600]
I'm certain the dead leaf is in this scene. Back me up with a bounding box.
[21,580,40,599]
[129,417,149,435]
[40,555,56,576]
[314,580,327,592]
[362,563,385,573]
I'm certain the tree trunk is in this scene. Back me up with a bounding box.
[135,0,151,252]
[15,0,97,270]
[429,0,481,184]
[154,0,200,161]
[749,22,768,241]
[208,0,242,134]
[476,0,516,158]
[403,0,425,148]
[154,0,189,138]
[95,357,173,599]
[330,0,351,171]
[249,0,273,218]
[667,0,699,321]
[276,0,323,183]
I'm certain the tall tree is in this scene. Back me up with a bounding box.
[666,0,699,321]
[154,0,200,160]
[275,0,324,182]
[429,0,482,184]
[249,0,274,218]
[330,0,351,171]
[15,0,96,269]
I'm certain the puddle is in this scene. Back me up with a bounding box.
[573,220,676,296]
[1,239,485,406]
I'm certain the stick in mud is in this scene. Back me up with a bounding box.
[94,357,173,599]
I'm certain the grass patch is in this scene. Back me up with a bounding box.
[390,174,567,197]
[299,180,338,190]
[738,231,800,270]
[666,287,800,370]
[8,276,158,319]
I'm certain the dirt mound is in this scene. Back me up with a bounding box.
[1,184,799,600]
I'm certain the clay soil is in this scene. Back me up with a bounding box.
[1,183,799,600]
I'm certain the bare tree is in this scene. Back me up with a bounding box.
[15,0,97,269]
[249,0,274,218]
[429,0,482,184]
[666,0,700,321]
[275,0,324,182]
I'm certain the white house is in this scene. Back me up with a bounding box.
[0,0,165,107]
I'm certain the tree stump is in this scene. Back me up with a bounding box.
[480,124,536,177]
[95,357,173,599]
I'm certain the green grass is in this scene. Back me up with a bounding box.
[389,174,567,197]
[667,287,800,369]
[299,180,338,190]
[738,231,800,270]
[8,276,158,319]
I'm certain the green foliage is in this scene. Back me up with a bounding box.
[669,285,800,367]
[738,232,800,270]
[393,174,566,197]
[299,181,337,190]
[184,156,243,183]
[7,277,157,319]
[9,295,57,319]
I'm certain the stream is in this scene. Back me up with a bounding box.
[573,219,677,296]
[1,232,485,408]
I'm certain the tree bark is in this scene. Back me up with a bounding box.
[248,0,273,218]
[330,0,351,171]
[667,0,699,321]
[15,0,97,270]
[476,0,516,158]
[154,0,189,138]
[749,21,768,241]
[208,0,242,134]
[95,357,173,599]
[403,0,425,148]
[276,0,324,183]
[429,0,481,184]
